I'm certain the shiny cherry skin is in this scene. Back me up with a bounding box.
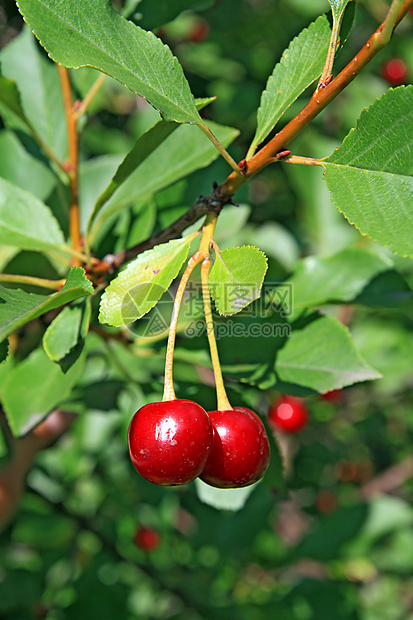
[200,407,270,488]
[133,526,160,552]
[268,395,308,434]
[128,399,212,486]
[381,58,408,86]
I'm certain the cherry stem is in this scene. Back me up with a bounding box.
[200,257,233,412]
[197,123,242,175]
[74,73,106,120]
[162,250,204,402]
[0,274,66,290]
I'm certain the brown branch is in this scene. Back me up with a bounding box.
[89,0,412,277]
[92,189,228,275]
[219,0,413,198]
[58,65,82,268]
[359,456,413,500]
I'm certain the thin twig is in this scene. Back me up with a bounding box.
[58,65,82,268]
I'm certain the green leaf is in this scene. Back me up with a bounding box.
[134,0,214,30]
[195,479,258,511]
[209,246,268,316]
[91,121,239,238]
[2,346,85,437]
[86,120,177,239]
[276,315,382,392]
[0,26,67,159]
[0,75,32,132]
[290,247,393,314]
[43,305,84,362]
[16,0,202,125]
[0,130,56,201]
[0,267,93,343]
[86,98,214,239]
[324,86,413,258]
[250,16,331,150]
[99,236,195,327]
[0,177,69,255]
[328,0,353,20]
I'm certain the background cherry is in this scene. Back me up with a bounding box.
[320,389,342,404]
[268,395,308,434]
[128,399,212,486]
[381,58,408,85]
[133,526,160,552]
[200,407,270,488]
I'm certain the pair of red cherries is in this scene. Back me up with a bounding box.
[128,399,270,488]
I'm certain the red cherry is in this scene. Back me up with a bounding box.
[268,395,308,434]
[381,58,408,86]
[128,399,212,486]
[133,526,160,551]
[188,19,210,43]
[200,407,270,488]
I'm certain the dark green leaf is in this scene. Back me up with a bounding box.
[0,267,93,343]
[16,0,202,124]
[276,315,382,392]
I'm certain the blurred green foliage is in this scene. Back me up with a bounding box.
[1,1,413,618]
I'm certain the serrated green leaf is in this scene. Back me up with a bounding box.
[209,246,268,316]
[0,26,67,159]
[290,247,393,314]
[91,121,239,239]
[324,86,413,258]
[16,0,202,125]
[328,0,352,20]
[99,236,195,327]
[0,267,93,343]
[0,177,70,256]
[2,346,85,437]
[251,16,331,150]
[276,315,382,392]
[43,305,84,362]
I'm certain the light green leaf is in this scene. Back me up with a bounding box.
[209,246,268,316]
[99,236,195,327]
[0,26,67,159]
[290,247,393,314]
[91,121,239,239]
[195,479,257,511]
[328,0,352,20]
[2,346,85,437]
[0,177,69,255]
[250,16,331,151]
[43,305,84,362]
[0,267,93,343]
[324,86,413,258]
[0,130,56,201]
[276,316,382,392]
[16,0,202,125]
